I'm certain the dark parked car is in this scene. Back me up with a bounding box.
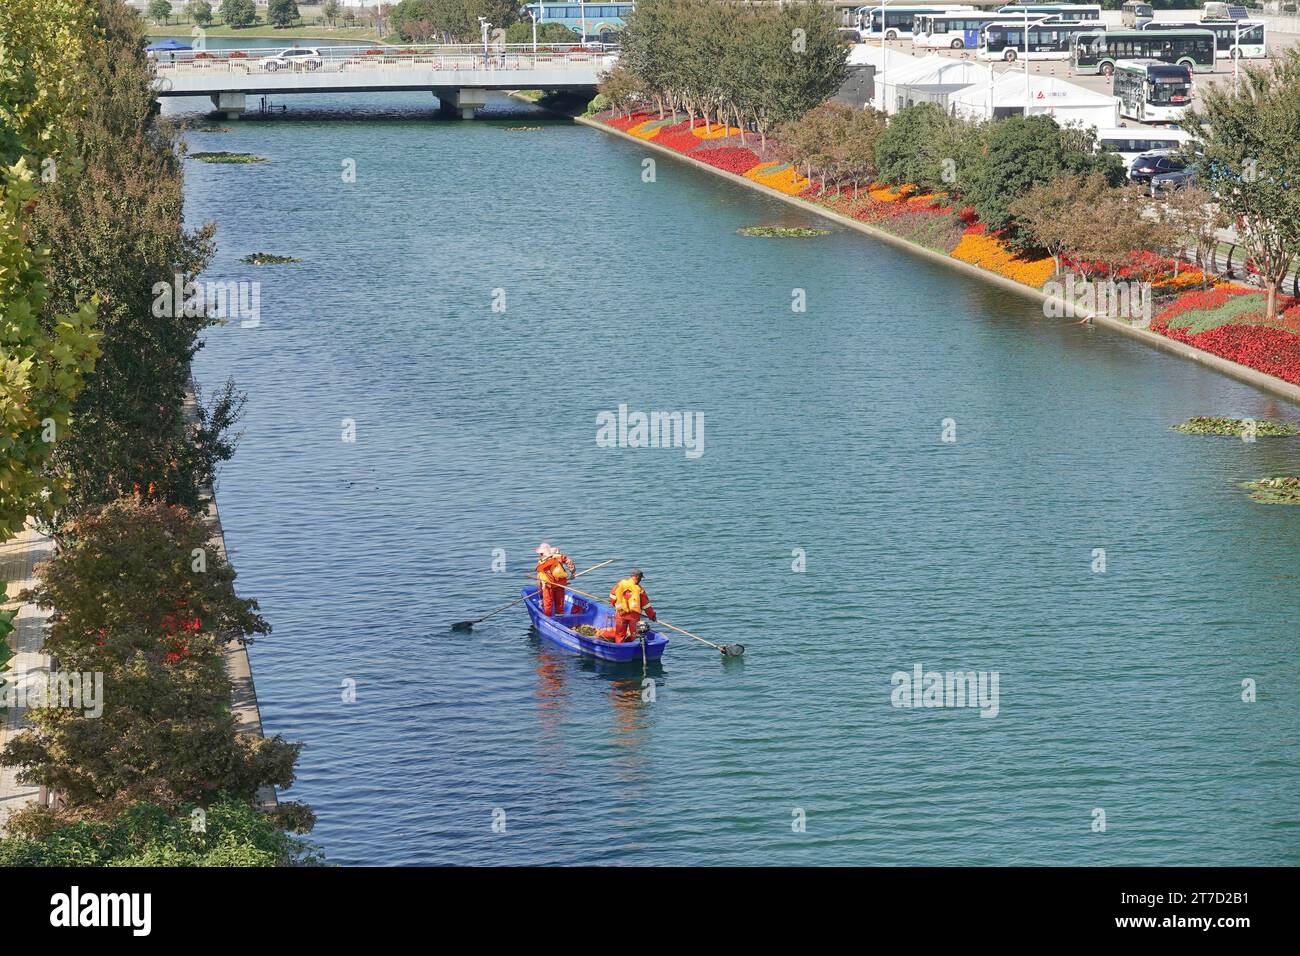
[1128,151,1187,185]
[1150,164,1198,195]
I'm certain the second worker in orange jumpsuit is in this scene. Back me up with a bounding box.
[534,544,575,617]
[600,568,656,643]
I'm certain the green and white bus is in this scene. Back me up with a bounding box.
[1140,19,1266,59]
[1070,28,1216,76]
[1112,60,1194,122]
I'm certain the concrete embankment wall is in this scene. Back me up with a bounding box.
[183,387,277,810]
[578,115,1300,407]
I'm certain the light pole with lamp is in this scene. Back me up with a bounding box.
[880,0,888,113]
[478,16,491,68]
[580,0,587,45]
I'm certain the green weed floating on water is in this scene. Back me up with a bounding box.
[241,253,301,265]
[1240,476,1300,505]
[190,152,267,164]
[504,126,543,132]
[739,226,830,238]
[1173,416,1299,437]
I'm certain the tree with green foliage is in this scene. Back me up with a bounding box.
[267,0,299,28]
[188,0,213,27]
[620,0,845,149]
[219,0,256,28]
[1187,47,1300,321]
[0,0,103,543]
[33,0,244,523]
[148,0,173,23]
[963,114,1123,241]
[872,103,979,195]
[390,0,519,43]
[321,0,341,26]
[1,499,308,821]
[0,797,317,866]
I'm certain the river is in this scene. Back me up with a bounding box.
[168,87,1300,866]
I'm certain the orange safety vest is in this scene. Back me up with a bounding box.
[536,553,572,586]
[610,577,648,615]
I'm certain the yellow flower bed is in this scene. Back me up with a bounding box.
[745,162,811,196]
[693,124,743,140]
[950,232,1055,288]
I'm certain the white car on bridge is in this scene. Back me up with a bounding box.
[259,48,324,72]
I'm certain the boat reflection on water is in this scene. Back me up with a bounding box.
[525,623,664,759]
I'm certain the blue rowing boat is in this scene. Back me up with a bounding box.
[521,587,668,662]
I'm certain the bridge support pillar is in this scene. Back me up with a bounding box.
[434,88,487,120]
[210,91,246,120]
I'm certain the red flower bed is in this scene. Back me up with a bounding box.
[607,111,655,131]
[958,205,978,225]
[655,121,707,154]
[1161,323,1300,385]
[693,146,761,175]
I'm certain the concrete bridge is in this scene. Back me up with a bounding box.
[151,44,617,118]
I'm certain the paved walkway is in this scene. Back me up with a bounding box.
[0,524,54,828]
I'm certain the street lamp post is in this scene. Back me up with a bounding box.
[1023,8,1030,116]
[881,1,888,113]
[580,0,587,45]
[531,9,538,53]
[1234,20,1240,88]
[479,16,491,68]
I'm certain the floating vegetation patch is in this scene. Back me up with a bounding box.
[1240,475,1300,505]
[738,226,830,238]
[241,252,301,265]
[189,151,266,164]
[504,126,543,132]
[194,127,231,134]
[1173,416,1300,437]
[574,625,602,637]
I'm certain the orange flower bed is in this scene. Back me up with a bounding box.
[693,123,743,140]
[950,231,1055,288]
[745,162,811,196]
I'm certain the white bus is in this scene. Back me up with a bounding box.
[1094,126,1192,164]
[1113,60,1195,122]
[855,5,975,41]
[997,4,1102,22]
[1120,2,1154,28]
[913,11,1049,49]
[978,20,1106,61]
[1141,19,1266,59]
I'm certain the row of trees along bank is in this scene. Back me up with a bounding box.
[600,5,1300,323]
[0,0,314,865]
[604,0,848,151]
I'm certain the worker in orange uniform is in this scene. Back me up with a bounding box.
[601,569,656,643]
[534,543,575,617]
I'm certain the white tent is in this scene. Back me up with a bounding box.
[847,43,922,73]
[949,73,1120,129]
[878,58,995,114]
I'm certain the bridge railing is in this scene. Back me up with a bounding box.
[152,43,619,76]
